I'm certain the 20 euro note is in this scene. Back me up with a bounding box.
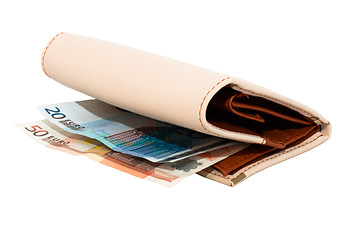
[17,120,249,187]
[38,99,236,163]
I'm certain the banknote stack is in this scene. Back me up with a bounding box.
[18,99,249,186]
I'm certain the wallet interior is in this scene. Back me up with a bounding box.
[206,86,320,176]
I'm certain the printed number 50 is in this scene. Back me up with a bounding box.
[25,125,49,137]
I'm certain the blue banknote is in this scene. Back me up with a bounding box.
[38,99,236,162]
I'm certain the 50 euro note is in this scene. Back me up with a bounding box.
[17,120,249,187]
[38,100,236,163]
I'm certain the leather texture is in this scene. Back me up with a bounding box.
[42,32,331,186]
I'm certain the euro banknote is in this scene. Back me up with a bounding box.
[17,120,249,186]
[38,100,236,163]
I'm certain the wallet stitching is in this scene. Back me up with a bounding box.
[202,133,323,180]
[42,32,64,77]
[198,78,326,145]
[198,77,263,142]
[199,77,231,131]
[236,87,326,125]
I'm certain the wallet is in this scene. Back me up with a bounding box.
[41,32,331,186]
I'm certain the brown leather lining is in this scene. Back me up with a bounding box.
[206,86,320,176]
[213,125,319,176]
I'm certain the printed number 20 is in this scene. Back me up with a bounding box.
[45,107,66,119]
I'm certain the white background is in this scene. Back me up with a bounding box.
[1,1,359,239]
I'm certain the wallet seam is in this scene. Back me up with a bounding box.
[198,77,264,143]
[198,77,326,146]
[198,76,230,131]
[202,133,323,180]
[42,32,64,77]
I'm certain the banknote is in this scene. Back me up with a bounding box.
[17,120,249,187]
[38,100,236,163]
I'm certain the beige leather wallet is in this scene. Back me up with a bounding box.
[42,32,331,186]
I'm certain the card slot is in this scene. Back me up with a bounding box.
[227,94,265,123]
[231,101,312,125]
[206,86,318,149]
